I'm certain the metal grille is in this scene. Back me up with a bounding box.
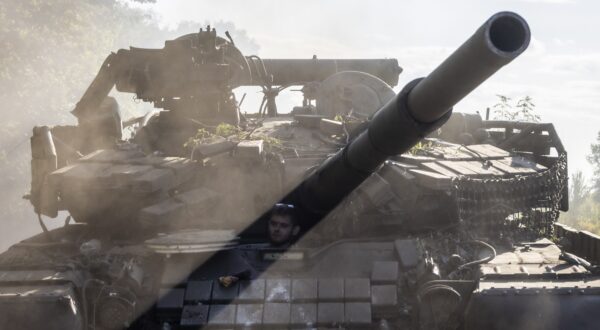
[453,153,567,237]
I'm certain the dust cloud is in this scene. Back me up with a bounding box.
[0,0,258,251]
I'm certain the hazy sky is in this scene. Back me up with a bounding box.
[134,0,600,177]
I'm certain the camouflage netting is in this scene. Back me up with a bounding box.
[453,153,568,237]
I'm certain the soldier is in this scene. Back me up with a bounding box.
[268,203,301,247]
[218,203,301,286]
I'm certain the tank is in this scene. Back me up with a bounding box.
[0,11,598,330]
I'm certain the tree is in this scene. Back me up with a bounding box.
[570,171,590,210]
[0,0,260,251]
[588,131,600,202]
[492,95,514,120]
[561,138,600,234]
[514,96,540,123]
[492,95,540,122]
[0,0,158,251]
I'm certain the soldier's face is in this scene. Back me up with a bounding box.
[268,215,295,245]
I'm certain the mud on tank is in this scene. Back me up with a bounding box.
[1,11,599,330]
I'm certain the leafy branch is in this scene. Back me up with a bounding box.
[492,95,540,122]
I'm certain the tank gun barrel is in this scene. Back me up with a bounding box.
[408,11,530,123]
[286,12,530,224]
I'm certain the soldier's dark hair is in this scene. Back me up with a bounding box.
[270,203,298,226]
